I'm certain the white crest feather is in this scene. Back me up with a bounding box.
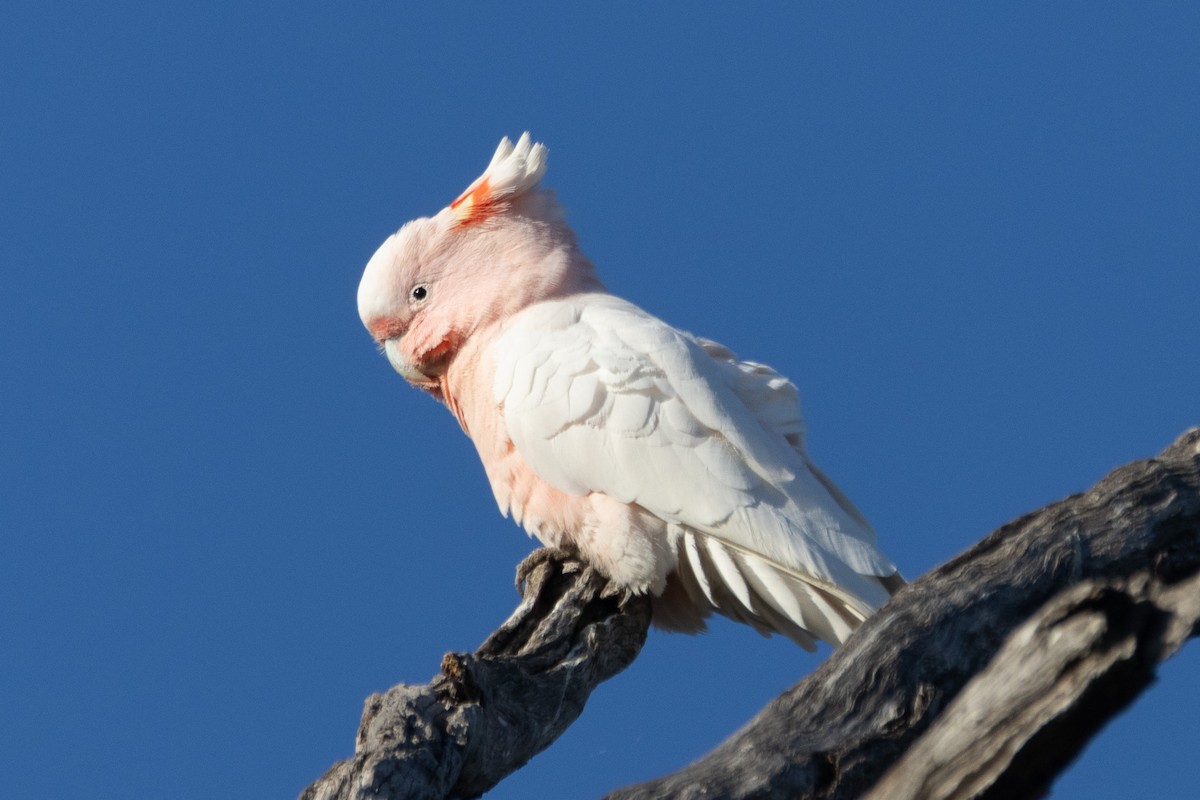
[450,132,548,224]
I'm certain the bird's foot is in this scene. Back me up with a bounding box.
[514,545,583,595]
[514,546,635,606]
[597,576,636,606]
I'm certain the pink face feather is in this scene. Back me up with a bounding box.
[358,134,601,396]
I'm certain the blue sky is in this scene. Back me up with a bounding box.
[2,3,1197,798]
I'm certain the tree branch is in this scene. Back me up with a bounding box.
[300,428,1200,800]
[300,553,652,800]
[607,428,1200,800]
[860,568,1200,800]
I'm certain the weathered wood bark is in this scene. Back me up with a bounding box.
[860,569,1200,800]
[609,428,1200,800]
[301,429,1200,800]
[300,554,652,800]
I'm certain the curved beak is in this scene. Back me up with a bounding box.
[383,338,438,386]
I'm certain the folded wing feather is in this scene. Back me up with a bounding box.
[493,293,898,646]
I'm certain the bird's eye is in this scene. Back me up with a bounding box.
[410,284,429,302]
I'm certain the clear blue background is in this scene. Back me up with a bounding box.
[3,3,1197,798]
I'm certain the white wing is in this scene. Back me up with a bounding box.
[493,294,899,647]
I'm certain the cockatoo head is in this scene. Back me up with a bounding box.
[358,133,601,394]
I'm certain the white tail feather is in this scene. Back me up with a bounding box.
[654,529,891,649]
[702,535,754,611]
[684,531,718,607]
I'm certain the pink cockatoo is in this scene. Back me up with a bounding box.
[357,134,902,649]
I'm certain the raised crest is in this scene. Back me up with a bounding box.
[450,133,548,226]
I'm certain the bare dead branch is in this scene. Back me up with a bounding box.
[300,429,1200,800]
[861,568,1200,800]
[607,428,1200,800]
[300,552,652,800]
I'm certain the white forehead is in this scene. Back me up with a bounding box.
[360,217,446,323]
[356,219,427,326]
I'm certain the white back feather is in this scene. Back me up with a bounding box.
[493,294,900,647]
